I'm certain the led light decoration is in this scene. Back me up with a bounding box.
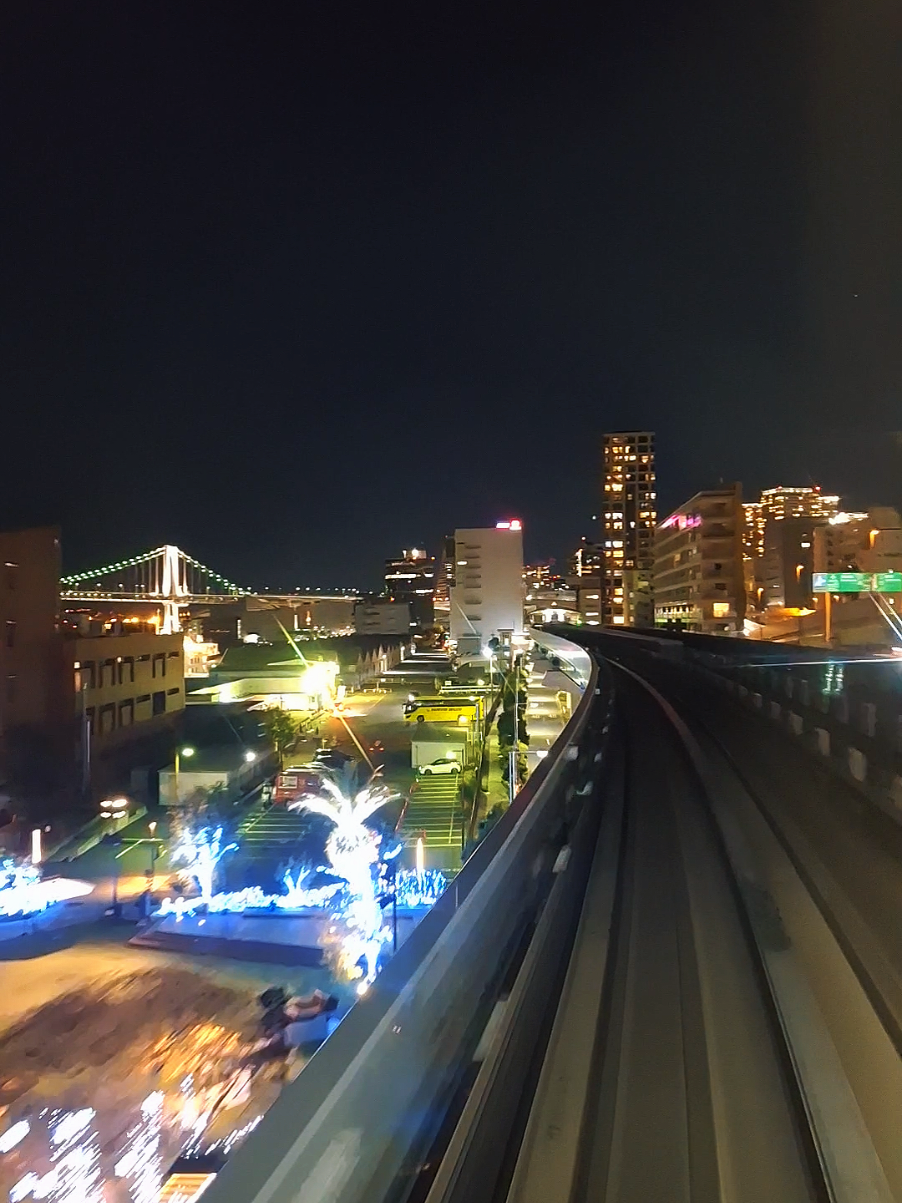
[289,777,396,984]
[0,859,94,919]
[11,1107,103,1203]
[172,827,238,903]
[155,785,447,986]
[114,1091,164,1203]
[393,868,446,909]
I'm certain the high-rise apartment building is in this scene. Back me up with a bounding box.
[743,487,840,560]
[601,431,656,625]
[449,523,524,655]
[743,486,841,613]
[383,548,435,627]
[654,485,745,634]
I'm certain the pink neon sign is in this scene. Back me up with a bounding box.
[661,513,701,531]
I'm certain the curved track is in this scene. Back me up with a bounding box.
[505,666,821,1203]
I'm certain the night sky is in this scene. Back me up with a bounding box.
[3,2,900,589]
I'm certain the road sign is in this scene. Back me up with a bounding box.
[812,572,870,593]
[812,571,902,593]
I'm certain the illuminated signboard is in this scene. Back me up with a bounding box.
[812,572,902,593]
[495,520,522,531]
[660,513,702,531]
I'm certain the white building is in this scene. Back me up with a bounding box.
[450,523,525,655]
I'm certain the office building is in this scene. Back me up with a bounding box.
[449,522,524,655]
[654,484,746,634]
[813,508,902,575]
[601,432,656,625]
[569,538,603,578]
[761,516,817,609]
[384,549,436,627]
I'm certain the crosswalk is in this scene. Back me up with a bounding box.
[403,775,462,850]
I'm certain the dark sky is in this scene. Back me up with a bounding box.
[2,2,900,589]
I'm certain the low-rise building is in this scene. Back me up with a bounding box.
[205,635,404,702]
[68,630,185,744]
[654,485,746,634]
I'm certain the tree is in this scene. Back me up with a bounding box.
[502,752,529,788]
[168,781,233,849]
[263,708,299,765]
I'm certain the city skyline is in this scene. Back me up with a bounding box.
[47,463,865,594]
[3,4,900,588]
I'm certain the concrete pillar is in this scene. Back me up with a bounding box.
[860,702,877,739]
[848,747,867,782]
[815,728,830,756]
[769,701,782,721]
[788,712,804,736]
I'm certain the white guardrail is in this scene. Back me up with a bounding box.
[203,631,602,1203]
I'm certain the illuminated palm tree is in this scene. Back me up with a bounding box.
[289,775,396,983]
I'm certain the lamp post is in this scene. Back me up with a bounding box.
[148,820,158,881]
[174,745,195,804]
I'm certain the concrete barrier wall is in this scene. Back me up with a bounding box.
[687,653,902,829]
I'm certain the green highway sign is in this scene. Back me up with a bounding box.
[812,571,902,593]
[812,572,870,593]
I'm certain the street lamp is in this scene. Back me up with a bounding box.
[100,796,129,820]
[482,646,496,692]
[174,745,195,804]
[148,820,158,880]
[244,750,257,763]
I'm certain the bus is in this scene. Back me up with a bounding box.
[403,701,479,725]
[404,695,484,720]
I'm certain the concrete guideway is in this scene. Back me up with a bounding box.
[506,671,821,1203]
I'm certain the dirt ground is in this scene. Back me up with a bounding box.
[0,925,343,1201]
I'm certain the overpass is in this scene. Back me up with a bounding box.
[198,625,902,1203]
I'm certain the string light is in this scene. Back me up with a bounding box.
[172,827,238,903]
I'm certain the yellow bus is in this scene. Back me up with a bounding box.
[404,701,478,725]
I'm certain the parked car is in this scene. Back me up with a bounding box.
[418,757,462,776]
[313,747,354,769]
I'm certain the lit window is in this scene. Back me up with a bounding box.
[712,602,730,618]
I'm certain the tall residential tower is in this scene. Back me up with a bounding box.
[601,431,656,625]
